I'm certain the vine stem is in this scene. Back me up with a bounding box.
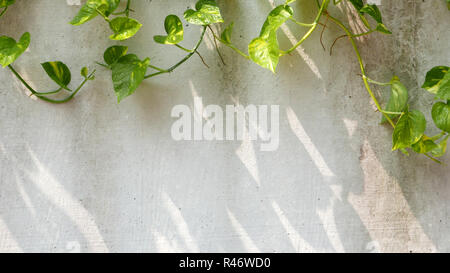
[112,0,133,16]
[289,18,315,27]
[207,26,226,66]
[175,44,194,53]
[327,14,395,128]
[126,0,131,17]
[209,30,250,60]
[281,0,330,56]
[8,65,94,104]
[144,26,207,79]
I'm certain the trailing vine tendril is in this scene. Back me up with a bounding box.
[1,0,449,162]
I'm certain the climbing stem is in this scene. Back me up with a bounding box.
[327,14,395,128]
[34,87,64,96]
[112,0,132,16]
[144,26,207,79]
[281,0,330,56]
[209,29,250,60]
[289,17,315,27]
[381,110,403,115]
[148,64,167,73]
[96,8,110,22]
[175,44,194,53]
[8,64,94,104]
[352,29,375,38]
[365,76,392,86]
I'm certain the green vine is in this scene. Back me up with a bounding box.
[1,0,450,162]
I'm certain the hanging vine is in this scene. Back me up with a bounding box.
[0,0,449,162]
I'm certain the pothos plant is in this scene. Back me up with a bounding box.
[0,0,449,163]
[0,0,95,103]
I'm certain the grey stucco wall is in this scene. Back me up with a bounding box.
[0,0,449,253]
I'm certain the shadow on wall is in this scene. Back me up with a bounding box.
[0,0,448,253]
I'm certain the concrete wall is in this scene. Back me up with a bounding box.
[0,0,449,253]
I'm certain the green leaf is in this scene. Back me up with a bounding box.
[220,22,234,45]
[248,5,293,73]
[360,4,382,23]
[348,0,364,11]
[432,101,450,133]
[104,45,128,66]
[360,4,391,34]
[184,0,224,25]
[41,61,72,88]
[431,135,449,157]
[422,66,449,94]
[411,135,438,154]
[70,0,120,26]
[81,67,89,78]
[0,32,30,67]
[381,76,408,123]
[109,17,142,40]
[0,0,14,8]
[154,15,184,45]
[435,72,450,100]
[249,32,279,73]
[375,23,392,35]
[111,54,150,103]
[259,5,293,38]
[392,109,427,150]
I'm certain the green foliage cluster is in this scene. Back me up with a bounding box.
[0,0,449,162]
[70,0,141,40]
[0,1,95,103]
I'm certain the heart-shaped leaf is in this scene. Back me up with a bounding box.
[381,76,408,123]
[422,66,449,94]
[104,45,128,66]
[220,22,234,45]
[0,32,30,67]
[249,33,279,73]
[154,15,184,45]
[249,5,293,73]
[435,72,450,100]
[109,17,142,40]
[41,61,72,88]
[392,108,426,150]
[259,5,294,38]
[432,101,450,133]
[184,0,224,26]
[70,0,120,26]
[111,54,150,102]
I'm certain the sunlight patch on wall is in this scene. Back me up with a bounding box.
[349,140,437,252]
[26,149,108,252]
[271,201,316,252]
[286,107,335,178]
[227,209,260,252]
[162,192,200,252]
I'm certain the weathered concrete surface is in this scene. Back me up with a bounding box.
[0,0,449,253]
